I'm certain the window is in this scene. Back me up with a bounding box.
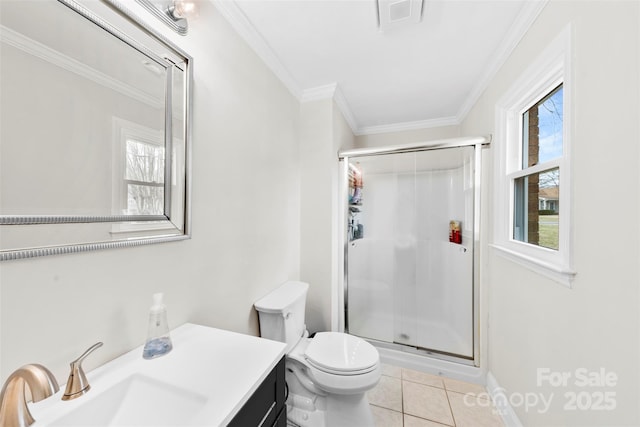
[512,84,562,250]
[493,27,575,287]
[124,139,165,215]
[112,118,165,216]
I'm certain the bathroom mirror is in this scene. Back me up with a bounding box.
[0,0,192,260]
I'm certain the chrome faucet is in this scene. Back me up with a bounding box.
[0,364,60,427]
[62,342,103,401]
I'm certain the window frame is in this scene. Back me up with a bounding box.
[510,84,562,250]
[492,26,575,287]
[123,138,166,216]
[112,117,164,214]
[111,117,175,235]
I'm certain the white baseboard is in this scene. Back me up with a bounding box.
[486,371,523,427]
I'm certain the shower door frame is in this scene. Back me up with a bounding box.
[338,136,490,367]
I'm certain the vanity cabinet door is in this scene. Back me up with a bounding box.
[273,405,287,427]
[228,357,285,427]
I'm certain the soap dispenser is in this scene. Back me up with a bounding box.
[142,293,173,359]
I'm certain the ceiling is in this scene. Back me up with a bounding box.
[214,0,547,135]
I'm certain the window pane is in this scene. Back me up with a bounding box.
[127,183,164,215]
[522,84,563,168]
[513,168,559,250]
[125,140,165,183]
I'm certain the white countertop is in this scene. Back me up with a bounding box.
[31,323,287,426]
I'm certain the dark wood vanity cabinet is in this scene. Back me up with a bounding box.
[228,356,286,427]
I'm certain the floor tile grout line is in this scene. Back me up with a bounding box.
[370,402,403,414]
[397,366,488,392]
[402,377,446,390]
[445,387,492,402]
[401,379,457,427]
[370,403,455,427]
[401,373,405,427]
[399,374,491,399]
[401,373,446,388]
[401,369,405,427]
[444,385,458,427]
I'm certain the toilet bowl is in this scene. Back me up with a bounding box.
[254,281,381,427]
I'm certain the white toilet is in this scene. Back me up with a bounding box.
[254,281,381,427]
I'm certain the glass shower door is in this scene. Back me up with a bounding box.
[346,146,475,358]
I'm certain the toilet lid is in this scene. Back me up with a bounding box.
[304,332,378,373]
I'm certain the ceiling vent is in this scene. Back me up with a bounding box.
[377,0,424,32]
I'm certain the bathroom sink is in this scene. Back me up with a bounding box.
[30,323,286,427]
[47,374,207,426]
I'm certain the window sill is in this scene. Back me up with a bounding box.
[490,243,576,288]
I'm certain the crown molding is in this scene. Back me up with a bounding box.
[212,0,302,100]
[356,116,459,136]
[300,79,460,135]
[300,83,337,103]
[455,0,549,123]
[332,85,359,134]
[300,80,458,137]
[0,25,163,108]
[300,83,360,134]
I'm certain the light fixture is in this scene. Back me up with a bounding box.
[168,0,197,19]
[135,0,198,35]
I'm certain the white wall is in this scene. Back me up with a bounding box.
[299,99,355,333]
[0,0,301,384]
[299,99,333,334]
[461,1,640,425]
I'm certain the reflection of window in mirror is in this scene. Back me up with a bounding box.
[111,117,173,235]
[124,139,164,215]
[112,117,163,215]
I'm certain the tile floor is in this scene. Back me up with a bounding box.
[368,364,505,427]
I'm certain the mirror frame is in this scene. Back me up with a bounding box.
[0,0,192,261]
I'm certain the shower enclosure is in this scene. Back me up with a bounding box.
[340,137,487,364]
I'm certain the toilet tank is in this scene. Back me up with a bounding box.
[254,281,309,353]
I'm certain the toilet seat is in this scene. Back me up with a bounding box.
[304,332,378,375]
[306,360,377,376]
[287,332,382,395]
[304,359,381,395]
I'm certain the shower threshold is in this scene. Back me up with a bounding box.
[363,336,476,367]
[360,336,484,384]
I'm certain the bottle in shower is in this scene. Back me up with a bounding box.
[142,293,173,359]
